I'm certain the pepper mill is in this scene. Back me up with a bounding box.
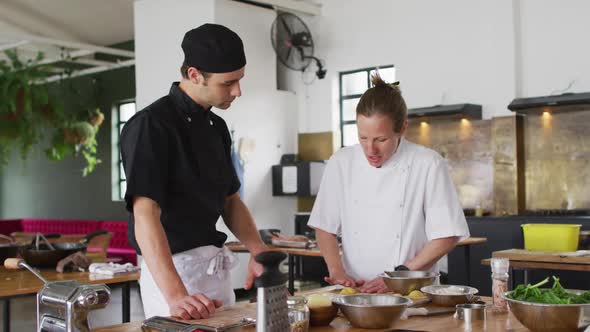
[255,251,289,332]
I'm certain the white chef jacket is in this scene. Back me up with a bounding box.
[308,138,469,281]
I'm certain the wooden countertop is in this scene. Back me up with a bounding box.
[226,243,323,257]
[227,237,487,257]
[492,249,590,264]
[92,297,528,332]
[482,248,590,272]
[0,267,139,297]
[457,237,487,246]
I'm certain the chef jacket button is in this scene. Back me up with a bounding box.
[399,204,404,208]
[210,119,213,125]
[187,117,192,122]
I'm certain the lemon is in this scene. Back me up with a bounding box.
[339,287,359,295]
[407,290,425,299]
[306,294,333,308]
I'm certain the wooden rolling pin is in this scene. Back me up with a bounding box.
[4,258,48,284]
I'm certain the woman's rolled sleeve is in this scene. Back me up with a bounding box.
[308,158,342,235]
[424,158,470,241]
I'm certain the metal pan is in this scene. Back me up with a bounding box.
[19,230,109,268]
[0,233,60,263]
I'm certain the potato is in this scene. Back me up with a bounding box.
[306,294,333,308]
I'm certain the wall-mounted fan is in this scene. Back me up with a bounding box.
[270,12,326,79]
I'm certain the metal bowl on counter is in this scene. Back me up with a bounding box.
[382,270,439,295]
[455,303,487,322]
[421,285,479,307]
[503,291,590,332]
[332,294,411,329]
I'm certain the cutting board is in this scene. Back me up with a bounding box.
[492,249,590,264]
[181,303,256,328]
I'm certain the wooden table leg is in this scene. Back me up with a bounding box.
[465,245,471,286]
[288,255,295,295]
[3,299,9,332]
[122,282,130,323]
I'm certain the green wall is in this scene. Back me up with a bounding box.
[0,44,135,221]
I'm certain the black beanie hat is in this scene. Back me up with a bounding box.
[181,23,246,73]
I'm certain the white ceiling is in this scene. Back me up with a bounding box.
[0,0,135,46]
[0,0,323,47]
[0,0,323,80]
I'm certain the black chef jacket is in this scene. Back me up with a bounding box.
[121,82,241,255]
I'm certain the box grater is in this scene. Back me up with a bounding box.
[255,251,289,332]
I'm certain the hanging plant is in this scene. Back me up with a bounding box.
[0,49,103,176]
[45,110,103,176]
[0,50,57,165]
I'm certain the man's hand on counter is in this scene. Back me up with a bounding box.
[358,277,389,293]
[169,293,223,320]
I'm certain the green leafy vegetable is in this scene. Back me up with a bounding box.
[507,276,590,304]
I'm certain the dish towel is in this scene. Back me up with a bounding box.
[89,262,140,276]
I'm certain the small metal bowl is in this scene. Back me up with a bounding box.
[503,290,590,332]
[421,285,479,307]
[332,294,411,329]
[382,270,439,295]
[455,303,487,321]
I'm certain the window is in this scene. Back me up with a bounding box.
[339,65,396,147]
[112,101,136,200]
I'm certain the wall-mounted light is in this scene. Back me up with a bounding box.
[420,121,429,127]
[408,103,482,121]
[508,92,590,115]
[541,110,553,129]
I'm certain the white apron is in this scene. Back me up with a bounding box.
[139,245,237,318]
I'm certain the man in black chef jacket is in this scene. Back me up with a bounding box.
[121,23,267,320]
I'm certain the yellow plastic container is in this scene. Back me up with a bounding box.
[521,224,581,252]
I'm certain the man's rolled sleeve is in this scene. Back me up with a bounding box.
[120,113,169,212]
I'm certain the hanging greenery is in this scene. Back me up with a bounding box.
[0,49,103,176]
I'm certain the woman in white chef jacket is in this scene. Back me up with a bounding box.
[308,74,470,293]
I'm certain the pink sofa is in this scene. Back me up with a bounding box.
[0,218,137,265]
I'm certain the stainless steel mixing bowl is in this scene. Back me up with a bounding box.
[332,294,411,329]
[503,291,590,332]
[382,270,439,295]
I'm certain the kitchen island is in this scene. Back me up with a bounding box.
[92,297,529,332]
